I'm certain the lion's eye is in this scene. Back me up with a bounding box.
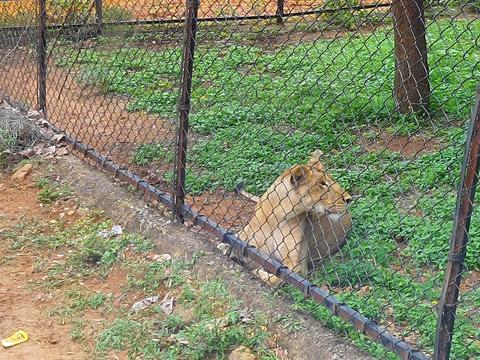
[319,181,327,187]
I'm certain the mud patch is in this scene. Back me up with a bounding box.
[360,131,442,158]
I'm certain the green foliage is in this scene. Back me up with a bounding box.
[134,143,172,165]
[0,128,16,152]
[57,19,479,196]
[320,0,366,29]
[95,281,274,360]
[66,290,110,311]
[36,178,71,204]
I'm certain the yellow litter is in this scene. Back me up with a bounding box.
[1,330,29,348]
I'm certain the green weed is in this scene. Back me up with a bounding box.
[133,143,172,165]
[36,178,71,204]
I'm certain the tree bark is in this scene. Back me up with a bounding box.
[392,0,430,114]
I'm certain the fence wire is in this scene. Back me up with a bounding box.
[0,0,479,359]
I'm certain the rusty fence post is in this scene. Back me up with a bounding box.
[173,0,200,223]
[392,0,430,114]
[37,0,47,115]
[434,86,480,360]
[94,0,103,36]
[276,0,285,24]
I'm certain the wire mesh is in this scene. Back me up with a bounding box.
[0,0,38,110]
[0,0,479,359]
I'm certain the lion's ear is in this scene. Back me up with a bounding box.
[290,165,311,187]
[309,150,324,163]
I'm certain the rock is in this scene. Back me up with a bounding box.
[27,110,42,120]
[160,294,175,315]
[47,335,59,345]
[98,225,123,238]
[51,134,64,143]
[228,346,256,360]
[33,144,46,155]
[131,296,159,312]
[55,147,69,156]
[44,145,57,156]
[0,100,14,110]
[111,225,123,236]
[11,164,33,182]
[152,253,172,263]
[19,148,35,157]
[216,243,231,255]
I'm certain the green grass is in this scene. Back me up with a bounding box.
[53,17,480,359]
[133,143,172,165]
[95,280,275,360]
[36,177,72,204]
[2,207,280,359]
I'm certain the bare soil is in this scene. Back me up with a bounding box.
[0,173,85,359]
[0,50,257,232]
[359,130,442,158]
[2,0,383,24]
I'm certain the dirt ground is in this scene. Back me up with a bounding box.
[1,0,383,23]
[0,50,258,234]
[0,156,373,359]
[0,169,85,359]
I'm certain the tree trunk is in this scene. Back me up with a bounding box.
[392,0,430,114]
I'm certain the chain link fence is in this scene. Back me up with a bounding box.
[0,0,479,359]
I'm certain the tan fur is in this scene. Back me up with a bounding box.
[236,151,352,286]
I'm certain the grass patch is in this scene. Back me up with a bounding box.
[133,143,172,166]
[3,208,280,359]
[36,177,72,204]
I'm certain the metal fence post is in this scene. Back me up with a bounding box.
[276,0,285,24]
[173,0,200,223]
[94,0,103,36]
[37,0,47,115]
[434,86,480,360]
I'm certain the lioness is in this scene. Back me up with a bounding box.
[234,151,352,286]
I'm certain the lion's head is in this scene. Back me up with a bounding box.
[260,150,352,220]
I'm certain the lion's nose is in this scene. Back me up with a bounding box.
[344,194,352,204]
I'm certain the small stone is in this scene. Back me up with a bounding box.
[216,243,231,255]
[44,145,56,156]
[33,144,46,155]
[19,148,35,157]
[27,109,42,119]
[51,134,64,143]
[160,294,175,315]
[47,335,59,344]
[56,147,69,156]
[131,295,159,312]
[59,213,65,218]
[228,346,256,360]
[66,210,75,216]
[55,147,68,156]
[111,225,123,236]
[11,164,33,182]
[152,253,172,263]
